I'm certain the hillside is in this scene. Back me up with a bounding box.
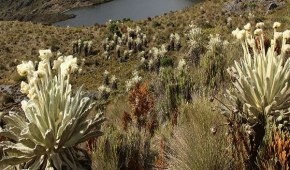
[0,0,289,112]
[0,0,290,169]
[0,0,111,24]
[0,0,288,81]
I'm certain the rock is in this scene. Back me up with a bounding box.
[8,61,17,67]
[0,64,7,71]
[22,0,34,7]
[0,93,14,105]
[16,0,34,10]
[31,8,38,14]
[41,2,54,10]
[268,3,278,10]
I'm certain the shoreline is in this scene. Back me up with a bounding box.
[0,0,113,25]
[54,0,202,27]
[55,0,114,25]
[49,0,114,25]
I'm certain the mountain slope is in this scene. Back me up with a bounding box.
[0,0,111,24]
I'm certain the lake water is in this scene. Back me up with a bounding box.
[55,0,197,27]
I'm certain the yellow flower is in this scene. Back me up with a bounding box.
[256,22,265,29]
[282,44,290,52]
[17,61,35,76]
[254,29,263,36]
[273,22,281,29]
[283,30,290,39]
[20,81,29,94]
[39,49,52,61]
[244,23,251,31]
[232,28,246,40]
[274,32,283,40]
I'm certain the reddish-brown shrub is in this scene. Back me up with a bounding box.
[122,111,132,130]
[271,131,290,170]
[124,83,157,135]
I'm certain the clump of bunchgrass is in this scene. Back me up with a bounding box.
[167,99,232,170]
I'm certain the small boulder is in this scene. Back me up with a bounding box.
[268,3,278,10]
[0,93,14,105]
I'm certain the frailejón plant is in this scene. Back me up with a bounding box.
[0,49,105,169]
[225,22,290,127]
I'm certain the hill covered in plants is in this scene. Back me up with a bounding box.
[0,0,290,169]
[0,0,111,24]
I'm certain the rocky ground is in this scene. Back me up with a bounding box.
[0,0,112,24]
[223,0,286,15]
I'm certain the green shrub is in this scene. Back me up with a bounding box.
[244,2,257,10]
[108,22,121,36]
[122,18,131,22]
[160,57,174,67]
[152,21,161,28]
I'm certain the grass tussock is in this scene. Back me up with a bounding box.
[167,99,233,170]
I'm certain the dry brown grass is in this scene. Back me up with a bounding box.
[167,98,233,170]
